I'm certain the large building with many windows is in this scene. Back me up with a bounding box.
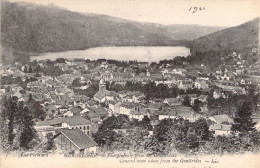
[35,116,92,135]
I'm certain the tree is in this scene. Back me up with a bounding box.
[93,129,118,149]
[144,81,157,100]
[71,78,81,87]
[1,96,37,150]
[56,58,66,63]
[19,106,36,149]
[27,96,46,121]
[28,66,33,73]
[152,118,192,154]
[23,66,28,73]
[85,80,99,98]
[109,82,124,92]
[140,115,153,131]
[35,65,41,73]
[231,100,256,133]
[156,83,169,99]
[34,103,46,121]
[182,95,191,107]
[189,118,212,141]
[45,133,55,150]
[125,127,149,151]
[154,118,174,142]
[193,99,202,112]
[98,115,130,131]
[1,97,18,147]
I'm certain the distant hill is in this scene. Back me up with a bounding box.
[1,1,224,64]
[3,1,258,66]
[191,18,259,53]
[89,14,224,41]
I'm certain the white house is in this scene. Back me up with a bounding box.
[209,124,232,136]
[208,114,233,124]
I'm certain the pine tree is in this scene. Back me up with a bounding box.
[4,97,18,147]
[141,115,153,131]
[193,99,202,112]
[1,97,37,150]
[28,93,33,103]
[231,100,256,133]
[19,106,36,149]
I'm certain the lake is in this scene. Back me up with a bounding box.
[30,46,190,62]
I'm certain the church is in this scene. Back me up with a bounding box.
[93,79,119,103]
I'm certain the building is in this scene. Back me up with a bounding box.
[35,116,92,135]
[34,126,56,138]
[198,95,208,102]
[209,124,232,136]
[53,128,97,154]
[109,101,122,115]
[159,106,202,122]
[194,79,209,89]
[99,79,106,91]
[179,94,197,105]
[178,79,193,90]
[119,102,137,116]
[163,98,182,106]
[208,114,233,124]
[93,80,118,102]
[90,107,108,119]
[213,90,222,99]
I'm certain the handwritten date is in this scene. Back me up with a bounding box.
[189,7,205,13]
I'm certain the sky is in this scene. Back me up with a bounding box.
[8,0,260,27]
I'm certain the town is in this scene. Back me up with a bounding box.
[1,48,260,156]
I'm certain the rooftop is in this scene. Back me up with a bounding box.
[209,114,233,124]
[56,128,97,149]
[36,116,91,126]
[93,89,118,100]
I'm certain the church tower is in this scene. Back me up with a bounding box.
[99,79,106,91]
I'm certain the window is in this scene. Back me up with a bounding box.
[87,126,89,130]
[87,131,90,135]
[83,126,85,130]
[80,127,82,129]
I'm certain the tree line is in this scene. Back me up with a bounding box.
[93,100,259,155]
[1,96,37,152]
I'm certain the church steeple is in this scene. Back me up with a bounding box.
[99,79,106,91]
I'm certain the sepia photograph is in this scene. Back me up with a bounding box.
[0,0,260,167]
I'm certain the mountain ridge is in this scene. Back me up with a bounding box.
[1,1,258,65]
[1,2,223,54]
[191,17,259,53]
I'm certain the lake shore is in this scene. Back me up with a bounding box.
[30,46,190,62]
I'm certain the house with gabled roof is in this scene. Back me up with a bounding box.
[208,114,233,124]
[109,101,122,115]
[82,110,101,123]
[89,107,108,119]
[93,89,118,103]
[53,128,97,154]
